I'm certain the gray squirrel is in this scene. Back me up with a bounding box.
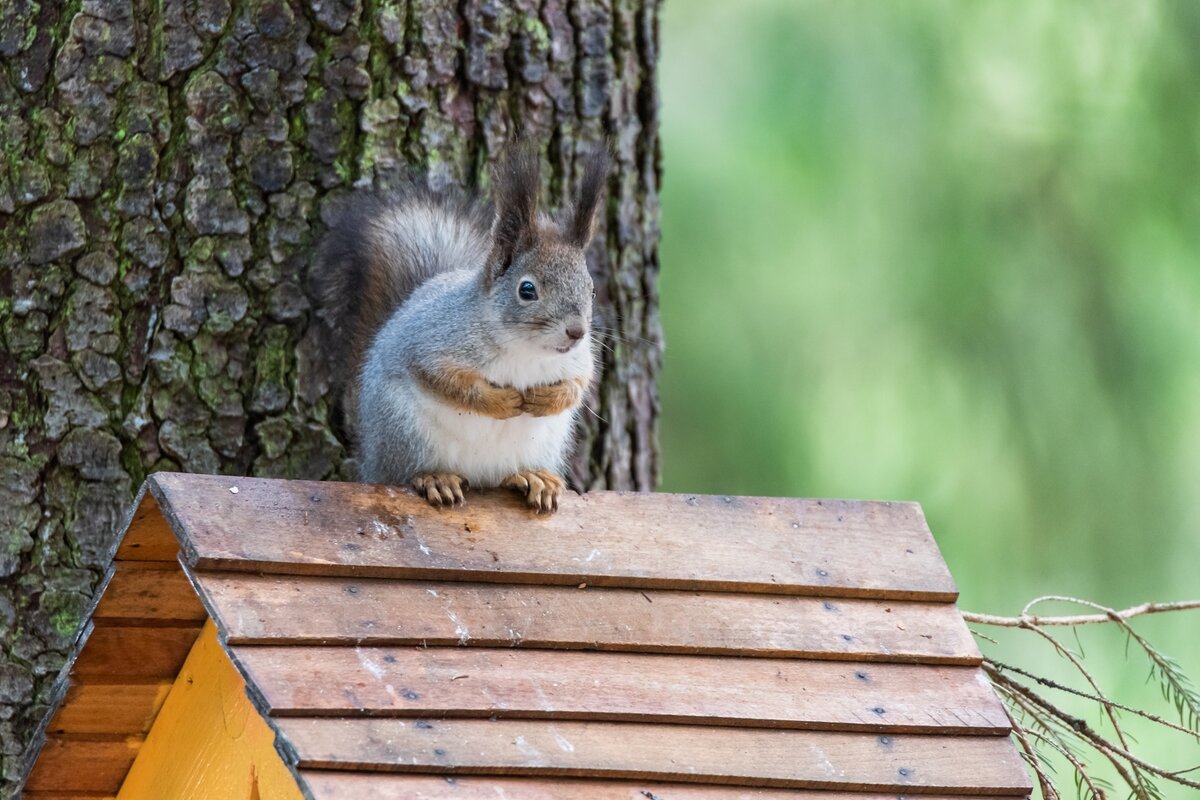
[313,146,608,512]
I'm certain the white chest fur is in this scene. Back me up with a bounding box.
[416,394,578,485]
[414,335,592,485]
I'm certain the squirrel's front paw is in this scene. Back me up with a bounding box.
[502,470,565,513]
[521,378,585,417]
[413,472,468,507]
[477,384,525,420]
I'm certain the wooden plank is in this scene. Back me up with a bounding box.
[234,647,1009,734]
[276,719,1033,794]
[115,621,304,800]
[46,682,172,735]
[93,563,206,626]
[195,573,979,664]
[71,626,202,681]
[151,473,957,601]
[113,490,179,561]
[301,773,1005,800]
[22,736,141,793]
[22,793,118,799]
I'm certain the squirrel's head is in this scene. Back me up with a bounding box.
[484,145,608,356]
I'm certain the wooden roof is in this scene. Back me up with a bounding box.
[20,472,1032,798]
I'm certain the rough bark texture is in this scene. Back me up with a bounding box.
[0,0,662,791]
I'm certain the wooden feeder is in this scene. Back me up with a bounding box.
[17,472,1032,798]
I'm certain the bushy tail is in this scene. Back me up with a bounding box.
[311,187,491,436]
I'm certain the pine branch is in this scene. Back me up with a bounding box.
[988,658,1200,741]
[1120,626,1200,732]
[988,664,1200,792]
[999,689,1062,800]
[1018,621,1154,795]
[1026,729,1109,800]
[988,664,1151,799]
[997,595,1200,733]
[995,680,1114,799]
[973,597,1200,799]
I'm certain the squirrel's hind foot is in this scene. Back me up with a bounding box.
[413,472,468,507]
[502,470,565,514]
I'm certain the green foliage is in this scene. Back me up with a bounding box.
[658,1,1200,794]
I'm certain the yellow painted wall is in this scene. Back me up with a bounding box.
[117,620,304,800]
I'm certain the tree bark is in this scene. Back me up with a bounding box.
[0,0,662,789]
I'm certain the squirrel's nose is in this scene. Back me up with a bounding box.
[566,325,585,341]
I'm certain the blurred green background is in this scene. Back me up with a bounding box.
[658,0,1200,793]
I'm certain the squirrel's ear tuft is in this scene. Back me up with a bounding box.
[567,147,609,248]
[489,145,541,280]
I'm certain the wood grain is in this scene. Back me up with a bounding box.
[276,718,1032,794]
[21,737,141,793]
[71,626,202,681]
[114,621,305,800]
[93,564,206,626]
[234,647,1008,734]
[113,491,179,562]
[46,682,172,735]
[21,475,1028,797]
[194,574,979,664]
[151,473,957,600]
[300,773,1005,800]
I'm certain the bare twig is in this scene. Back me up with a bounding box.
[962,598,1200,628]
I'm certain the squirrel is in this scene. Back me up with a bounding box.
[313,146,608,513]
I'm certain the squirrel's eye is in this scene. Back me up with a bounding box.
[518,280,538,301]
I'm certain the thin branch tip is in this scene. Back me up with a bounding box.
[962,598,1200,628]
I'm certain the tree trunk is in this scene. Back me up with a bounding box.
[0,0,662,789]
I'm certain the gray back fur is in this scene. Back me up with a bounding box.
[311,186,492,434]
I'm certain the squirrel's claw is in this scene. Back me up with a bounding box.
[502,469,565,514]
[413,473,468,507]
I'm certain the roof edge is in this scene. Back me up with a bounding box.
[144,471,200,565]
[15,476,190,792]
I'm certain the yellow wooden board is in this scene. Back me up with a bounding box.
[116,620,303,800]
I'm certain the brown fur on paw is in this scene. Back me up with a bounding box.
[415,363,523,420]
[521,378,586,417]
[502,469,565,513]
[413,473,468,507]
[475,382,525,419]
